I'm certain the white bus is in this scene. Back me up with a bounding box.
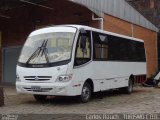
[16,25,146,103]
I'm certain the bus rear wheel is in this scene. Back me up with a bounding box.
[34,95,47,102]
[121,79,133,94]
[79,82,91,103]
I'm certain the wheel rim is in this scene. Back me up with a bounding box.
[82,86,90,100]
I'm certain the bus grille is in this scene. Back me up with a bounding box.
[24,76,52,81]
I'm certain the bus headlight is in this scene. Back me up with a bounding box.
[57,75,73,82]
[16,74,21,82]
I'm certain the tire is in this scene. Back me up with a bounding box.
[121,79,133,94]
[34,95,47,102]
[79,82,92,103]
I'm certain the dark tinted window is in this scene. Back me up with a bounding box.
[108,35,146,62]
[93,31,146,62]
[93,32,109,60]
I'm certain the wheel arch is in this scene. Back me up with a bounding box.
[84,79,94,93]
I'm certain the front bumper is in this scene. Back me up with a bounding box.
[16,81,79,96]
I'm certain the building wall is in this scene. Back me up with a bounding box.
[127,0,160,28]
[104,14,157,77]
[104,15,132,37]
[134,25,157,77]
[1,1,95,48]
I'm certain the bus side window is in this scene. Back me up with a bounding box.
[74,31,91,66]
[93,32,108,61]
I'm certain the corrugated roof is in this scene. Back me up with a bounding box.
[72,0,159,32]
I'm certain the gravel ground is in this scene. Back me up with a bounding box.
[0,86,160,120]
[0,86,160,115]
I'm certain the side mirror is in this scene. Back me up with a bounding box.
[80,28,87,49]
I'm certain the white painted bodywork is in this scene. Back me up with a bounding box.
[16,25,146,96]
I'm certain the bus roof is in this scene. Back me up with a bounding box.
[66,25,144,43]
[30,24,144,43]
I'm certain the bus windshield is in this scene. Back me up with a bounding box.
[18,27,76,64]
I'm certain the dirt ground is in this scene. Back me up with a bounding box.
[0,86,160,115]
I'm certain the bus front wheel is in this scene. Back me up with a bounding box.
[79,82,91,103]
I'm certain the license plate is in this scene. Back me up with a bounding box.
[31,86,41,91]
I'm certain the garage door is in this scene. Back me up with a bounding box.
[3,47,22,84]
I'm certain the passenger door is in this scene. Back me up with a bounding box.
[73,30,93,88]
[74,31,91,67]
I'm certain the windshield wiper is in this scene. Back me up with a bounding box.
[26,40,49,64]
[41,45,49,63]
